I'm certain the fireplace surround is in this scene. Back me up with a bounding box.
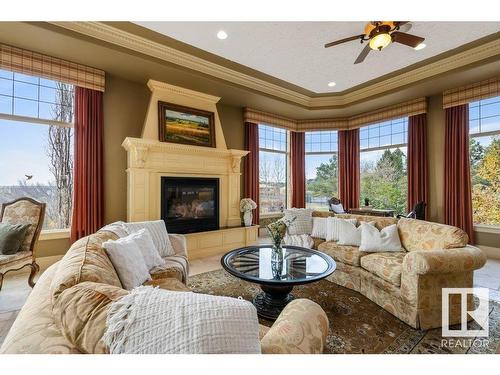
[122,80,258,259]
[161,176,219,234]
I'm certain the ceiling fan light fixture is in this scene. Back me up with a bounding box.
[369,32,392,51]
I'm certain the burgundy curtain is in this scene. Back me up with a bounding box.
[407,113,428,219]
[338,128,360,210]
[71,87,104,242]
[290,131,306,208]
[444,104,474,243]
[244,122,259,225]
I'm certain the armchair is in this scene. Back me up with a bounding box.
[397,201,426,220]
[0,197,46,291]
[327,197,346,214]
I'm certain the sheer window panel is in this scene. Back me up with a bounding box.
[14,98,38,117]
[479,102,500,118]
[0,96,12,114]
[0,70,13,79]
[0,78,12,96]
[14,72,39,85]
[480,116,500,133]
[14,81,39,101]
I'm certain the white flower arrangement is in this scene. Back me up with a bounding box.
[240,198,257,212]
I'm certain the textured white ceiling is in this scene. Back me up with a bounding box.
[134,22,500,93]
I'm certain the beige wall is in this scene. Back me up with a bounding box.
[217,103,246,199]
[102,75,150,224]
[427,94,446,224]
[35,79,247,257]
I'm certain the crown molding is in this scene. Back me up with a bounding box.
[147,79,221,104]
[49,22,500,109]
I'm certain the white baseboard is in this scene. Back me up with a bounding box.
[37,255,63,270]
[478,245,500,260]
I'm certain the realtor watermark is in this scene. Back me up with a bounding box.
[441,288,490,349]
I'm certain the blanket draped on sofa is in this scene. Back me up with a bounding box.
[103,286,261,354]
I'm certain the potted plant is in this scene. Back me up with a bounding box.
[240,198,257,227]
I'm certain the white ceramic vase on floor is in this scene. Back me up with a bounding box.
[243,210,253,227]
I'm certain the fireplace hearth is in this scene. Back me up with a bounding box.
[161,176,219,234]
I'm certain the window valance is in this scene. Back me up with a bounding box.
[443,76,500,109]
[244,97,427,131]
[349,98,427,128]
[0,44,105,92]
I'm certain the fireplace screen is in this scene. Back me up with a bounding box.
[161,177,219,234]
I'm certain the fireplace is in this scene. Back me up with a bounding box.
[161,176,219,234]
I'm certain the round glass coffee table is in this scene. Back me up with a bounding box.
[221,245,336,320]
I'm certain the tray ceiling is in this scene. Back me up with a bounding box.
[134,22,500,93]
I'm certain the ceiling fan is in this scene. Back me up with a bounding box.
[324,21,425,64]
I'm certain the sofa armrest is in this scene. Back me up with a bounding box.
[260,299,329,354]
[403,245,486,275]
[169,233,188,258]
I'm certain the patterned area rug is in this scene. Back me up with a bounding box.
[188,270,500,354]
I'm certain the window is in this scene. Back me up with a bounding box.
[359,118,408,215]
[469,97,500,226]
[0,69,74,230]
[305,130,338,211]
[258,124,288,215]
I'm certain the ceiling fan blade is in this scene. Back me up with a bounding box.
[325,34,364,48]
[354,44,371,64]
[397,22,412,33]
[391,31,425,48]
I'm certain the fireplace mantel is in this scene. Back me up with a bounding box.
[122,81,257,259]
[123,136,248,228]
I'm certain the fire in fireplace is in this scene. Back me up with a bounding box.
[161,176,219,234]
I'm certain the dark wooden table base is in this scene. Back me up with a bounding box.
[252,284,295,320]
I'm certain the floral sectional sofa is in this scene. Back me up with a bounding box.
[311,212,486,330]
[0,229,329,354]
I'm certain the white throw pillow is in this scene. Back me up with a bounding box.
[283,208,313,235]
[326,217,357,242]
[284,234,314,249]
[359,223,403,252]
[337,220,375,247]
[124,220,175,257]
[311,217,328,239]
[103,233,152,290]
[128,229,166,270]
[331,203,345,214]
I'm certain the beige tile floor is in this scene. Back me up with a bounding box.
[1,252,500,347]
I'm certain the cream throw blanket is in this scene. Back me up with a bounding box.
[103,286,261,354]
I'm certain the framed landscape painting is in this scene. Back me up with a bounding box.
[158,101,216,148]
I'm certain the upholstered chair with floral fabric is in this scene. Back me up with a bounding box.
[0,198,46,291]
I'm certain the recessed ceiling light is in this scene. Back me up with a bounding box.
[328,82,336,87]
[414,43,426,51]
[217,30,228,40]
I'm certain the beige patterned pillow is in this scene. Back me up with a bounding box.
[397,218,469,251]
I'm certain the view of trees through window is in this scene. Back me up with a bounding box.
[305,131,338,211]
[469,97,500,226]
[360,118,408,215]
[0,69,74,230]
[258,125,288,215]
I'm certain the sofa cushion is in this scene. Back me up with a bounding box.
[150,255,189,284]
[336,214,398,230]
[54,281,128,354]
[397,218,469,252]
[360,252,406,286]
[50,231,122,302]
[317,241,365,266]
[0,263,80,354]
